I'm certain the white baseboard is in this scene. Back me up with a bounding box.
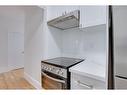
[8,66,24,71]
[0,67,9,74]
[24,72,42,89]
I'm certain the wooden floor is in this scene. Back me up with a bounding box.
[0,68,35,89]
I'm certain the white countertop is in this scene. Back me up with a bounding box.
[69,58,106,82]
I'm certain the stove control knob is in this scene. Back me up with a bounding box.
[43,66,46,69]
[49,68,52,71]
[56,70,60,74]
[45,67,48,70]
[51,68,53,71]
[59,71,63,75]
[61,72,64,75]
[47,68,49,70]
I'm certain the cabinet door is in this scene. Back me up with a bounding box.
[47,6,79,21]
[71,73,106,89]
[47,6,62,21]
[62,6,79,13]
[80,6,107,28]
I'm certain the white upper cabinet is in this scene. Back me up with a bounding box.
[79,6,107,28]
[46,6,107,28]
[47,6,79,21]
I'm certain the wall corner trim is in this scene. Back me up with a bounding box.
[24,72,42,89]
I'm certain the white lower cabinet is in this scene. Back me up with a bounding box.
[71,73,106,89]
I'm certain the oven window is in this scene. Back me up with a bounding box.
[42,71,66,89]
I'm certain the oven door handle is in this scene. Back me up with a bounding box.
[42,71,65,83]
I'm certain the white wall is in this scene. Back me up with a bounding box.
[8,32,24,71]
[62,25,107,65]
[24,6,64,88]
[0,7,25,73]
[24,6,44,89]
[46,24,106,66]
[44,26,63,59]
[0,21,8,73]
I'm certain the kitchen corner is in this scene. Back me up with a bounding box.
[40,6,107,90]
[0,5,127,90]
[69,54,106,89]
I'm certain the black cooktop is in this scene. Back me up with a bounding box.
[41,57,84,69]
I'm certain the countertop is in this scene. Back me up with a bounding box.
[69,57,106,82]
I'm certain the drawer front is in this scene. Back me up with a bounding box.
[71,73,106,89]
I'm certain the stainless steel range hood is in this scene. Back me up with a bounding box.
[47,10,80,30]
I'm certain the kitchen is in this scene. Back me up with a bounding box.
[0,6,108,89]
[40,6,107,89]
[0,5,126,90]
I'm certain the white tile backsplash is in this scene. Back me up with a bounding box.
[46,24,106,65]
[61,25,106,65]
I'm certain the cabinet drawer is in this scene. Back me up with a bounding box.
[71,73,106,89]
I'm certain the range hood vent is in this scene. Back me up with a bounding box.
[47,10,80,30]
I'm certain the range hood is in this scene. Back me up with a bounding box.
[47,10,80,30]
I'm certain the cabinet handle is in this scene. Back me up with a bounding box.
[75,80,93,89]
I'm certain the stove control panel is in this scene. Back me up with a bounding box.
[41,63,67,78]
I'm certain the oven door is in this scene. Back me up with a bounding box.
[41,70,67,89]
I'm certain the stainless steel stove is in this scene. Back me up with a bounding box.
[41,57,84,89]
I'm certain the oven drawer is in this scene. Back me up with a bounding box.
[71,73,106,89]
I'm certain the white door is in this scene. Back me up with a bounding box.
[8,32,24,70]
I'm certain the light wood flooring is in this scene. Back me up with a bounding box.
[0,68,35,89]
